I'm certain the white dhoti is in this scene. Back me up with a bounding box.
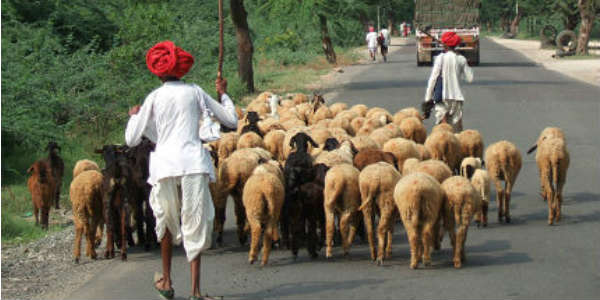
[149,173,214,261]
[434,99,464,132]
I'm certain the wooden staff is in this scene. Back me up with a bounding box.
[217,0,224,101]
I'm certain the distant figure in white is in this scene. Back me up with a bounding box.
[366,26,378,61]
[424,31,473,132]
[268,94,280,120]
[400,22,407,37]
[379,26,391,62]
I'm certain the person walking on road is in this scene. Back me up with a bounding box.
[379,26,391,62]
[423,31,473,132]
[126,40,238,300]
[366,26,378,61]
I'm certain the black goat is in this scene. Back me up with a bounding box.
[240,111,263,137]
[45,141,64,209]
[297,163,330,258]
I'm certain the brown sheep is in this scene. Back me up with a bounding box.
[217,132,239,163]
[243,171,285,265]
[324,164,361,258]
[382,138,420,171]
[365,107,388,119]
[329,116,354,135]
[415,144,431,160]
[358,162,401,265]
[394,172,444,269]
[485,141,522,223]
[527,127,566,154]
[70,170,104,263]
[369,127,395,148]
[460,157,483,179]
[237,131,266,150]
[350,117,366,136]
[73,159,100,178]
[431,123,454,134]
[292,93,309,105]
[440,176,481,268]
[335,110,359,122]
[329,127,351,144]
[425,130,462,173]
[357,117,386,136]
[264,129,286,162]
[353,149,397,170]
[399,117,427,144]
[384,123,404,138]
[392,111,410,125]
[456,129,484,159]
[314,140,358,167]
[350,136,380,152]
[535,137,570,225]
[471,169,491,227]
[350,104,368,117]
[329,103,348,117]
[402,159,453,184]
[309,127,333,145]
[27,160,56,229]
[281,117,306,131]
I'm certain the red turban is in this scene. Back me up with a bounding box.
[146,41,194,78]
[441,31,461,47]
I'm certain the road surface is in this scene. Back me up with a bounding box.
[67,38,600,300]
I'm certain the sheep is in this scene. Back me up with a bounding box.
[335,110,360,123]
[329,103,348,117]
[350,117,366,136]
[258,118,284,136]
[350,104,368,117]
[392,111,410,125]
[394,172,444,269]
[425,130,462,173]
[324,163,361,258]
[70,170,104,263]
[309,127,333,145]
[282,127,311,160]
[353,149,397,171]
[358,162,401,264]
[329,127,351,144]
[460,157,483,179]
[384,123,404,138]
[402,159,453,184]
[237,131,266,150]
[27,160,55,229]
[308,94,333,125]
[484,140,522,223]
[292,93,309,105]
[296,163,330,258]
[243,169,285,265]
[279,106,302,122]
[440,176,481,268]
[44,141,64,209]
[431,123,454,134]
[470,169,491,227]
[295,102,313,123]
[281,99,295,108]
[357,117,386,136]
[369,127,395,148]
[240,111,264,137]
[456,129,484,159]
[216,132,239,164]
[264,129,286,162]
[282,132,319,256]
[73,159,100,178]
[526,127,566,154]
[314,119,333,129]
[398,107,424,121]
[382,138,420,171]
[314,140,358,167]
[246,93,271,116]
[415,144,431,160]
[281,117,306,131]
[213,147,273,246]
[534,137,570,225]
[329,116,353,135]
[399,117,427,144]
[252,159,284,184]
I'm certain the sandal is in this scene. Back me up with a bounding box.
[154,272,175,300]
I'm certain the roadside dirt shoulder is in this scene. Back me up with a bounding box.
[488,37,600,87]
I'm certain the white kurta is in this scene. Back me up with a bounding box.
[366,32,378,49]
[125,81,238,184]
[380,29,391,46]
[424,51,474,102]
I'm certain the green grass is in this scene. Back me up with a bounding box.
[1,210,66,245]
[558,54,600,60]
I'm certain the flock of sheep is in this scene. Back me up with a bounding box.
[26,91,570,269]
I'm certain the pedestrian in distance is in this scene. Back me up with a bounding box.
[379,26,391,62]
[126,40,238,300]
[366,26,378,62]
[423,31,473,132]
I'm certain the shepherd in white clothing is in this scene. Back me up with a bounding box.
[126,40,237,300]
[366,26,378,61]
[423,31,473,132]
[379,27,391,62]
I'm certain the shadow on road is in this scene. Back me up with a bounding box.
[338,79,566,91]
[478,62,538,68]
[466,251,533,267]
[227,278,382,299]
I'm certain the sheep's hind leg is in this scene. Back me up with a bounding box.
[233,192,248,246]
[248,219,261,264]
[74,221,83,264]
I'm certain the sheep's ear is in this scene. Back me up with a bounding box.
[526,144,537,154]
[289,136,297,149]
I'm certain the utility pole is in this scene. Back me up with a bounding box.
[377,5,381,32]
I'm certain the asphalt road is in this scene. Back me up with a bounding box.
[68,38,600,300]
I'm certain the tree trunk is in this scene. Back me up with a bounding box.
[319,14,337,64]
[576,0,595,55]
[230,0,254,93]
[509,10,522,35]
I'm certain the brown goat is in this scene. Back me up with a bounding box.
[27,160,56,229]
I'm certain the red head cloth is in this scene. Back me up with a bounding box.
[146,41,194,78]
[369,26,375,32]
[441,31,461,48]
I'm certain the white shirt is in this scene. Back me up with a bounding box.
[366,32,378,49]
[125,81,238,184]
[424,51,474,102]
[379,29,391,46]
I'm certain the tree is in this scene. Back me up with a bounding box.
[576,0,600,54]
[230,0,255,93]
[554,0,580,30]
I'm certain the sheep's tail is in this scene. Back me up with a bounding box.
[358,186,378,211]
